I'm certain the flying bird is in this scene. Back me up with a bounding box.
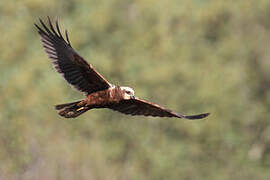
[35,17,210,120]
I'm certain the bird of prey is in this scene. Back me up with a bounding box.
[35,17,210,120]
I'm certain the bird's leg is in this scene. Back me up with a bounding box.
[77,107,85,111]
[76,99,87,111]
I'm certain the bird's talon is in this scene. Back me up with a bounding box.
[77,107,85,111]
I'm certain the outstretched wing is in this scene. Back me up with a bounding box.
[108,98,210,120]
[35,17,111,95]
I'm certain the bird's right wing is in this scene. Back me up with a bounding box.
[35,17,112,95]
[108,98,210,120]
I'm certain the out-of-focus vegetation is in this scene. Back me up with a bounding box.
[1,0,270,179]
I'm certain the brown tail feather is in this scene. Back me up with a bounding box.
[55,101,81,110]
[55,100,89,118]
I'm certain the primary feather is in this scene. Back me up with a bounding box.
[35,17,111,95]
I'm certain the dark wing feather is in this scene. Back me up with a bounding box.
[34,17,111,94]
[108,98,210,120]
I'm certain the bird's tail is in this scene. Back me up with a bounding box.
[55,100,89,118]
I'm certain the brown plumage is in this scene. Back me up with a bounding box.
[35,17,210,120]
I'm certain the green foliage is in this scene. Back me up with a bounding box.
[1,0,270,179]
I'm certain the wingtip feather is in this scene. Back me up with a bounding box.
[47,16,58,36]
[55,18,63,38]
[65,29,71,46]
[183,112,210,120]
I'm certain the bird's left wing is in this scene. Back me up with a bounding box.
[35,17,111,95]
[108,98,210,120]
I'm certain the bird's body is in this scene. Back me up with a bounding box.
[84,86,125,106]
[35,17,210,120]
[55,86,131,118]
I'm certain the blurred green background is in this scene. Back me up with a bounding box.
[1,0,270,179]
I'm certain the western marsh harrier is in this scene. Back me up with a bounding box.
[35,17,210,120]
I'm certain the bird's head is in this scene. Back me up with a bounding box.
[120,86,135,100]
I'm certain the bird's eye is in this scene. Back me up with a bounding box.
[126,91,131,94]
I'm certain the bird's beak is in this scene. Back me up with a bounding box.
[130,95,135,99]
